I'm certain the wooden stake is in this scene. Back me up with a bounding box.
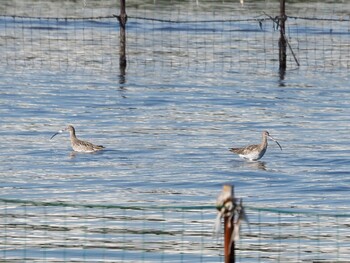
[223,185,235,263]
[116,0,127,68]
[279,0,287,70]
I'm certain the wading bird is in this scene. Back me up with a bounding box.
[229,131,282,161]
[50,125,104,153]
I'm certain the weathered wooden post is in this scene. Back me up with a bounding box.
[216,186,248,263]
[224,185,235,263]
[216,184,235,263]
[279,0,287,70]
[116,0,127,69]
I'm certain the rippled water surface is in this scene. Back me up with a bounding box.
[2,67,349,208]
[1,0,350,261]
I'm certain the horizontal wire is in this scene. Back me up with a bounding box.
[0,14,348,23]
[1,198,350,217]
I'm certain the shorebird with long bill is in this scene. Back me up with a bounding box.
[229,131,282,161]
[50,125,105,153]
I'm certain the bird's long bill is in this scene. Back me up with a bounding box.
[50,130,63,140]
[268,135,283,151]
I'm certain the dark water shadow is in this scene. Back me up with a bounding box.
[118,62,127,98]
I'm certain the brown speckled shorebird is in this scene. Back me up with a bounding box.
[50,125,105,153]
[229,131,282,161]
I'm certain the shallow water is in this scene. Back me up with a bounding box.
[1,0,350,261]
[1,66,350,209]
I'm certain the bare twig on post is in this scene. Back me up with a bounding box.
[262,11,300,68]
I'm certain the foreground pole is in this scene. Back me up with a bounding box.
[216,184,235,263]
[216,185,247,263]
[224,185,235,263]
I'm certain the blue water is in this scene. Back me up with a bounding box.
[1,66,350,209]
[1,1,350,261]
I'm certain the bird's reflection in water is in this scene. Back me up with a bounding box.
[244,161,266,171]
[231,159,267,171]
[69,150,105,159]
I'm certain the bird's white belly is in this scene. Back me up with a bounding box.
[239,150,263,161]
[72,145,95,153]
